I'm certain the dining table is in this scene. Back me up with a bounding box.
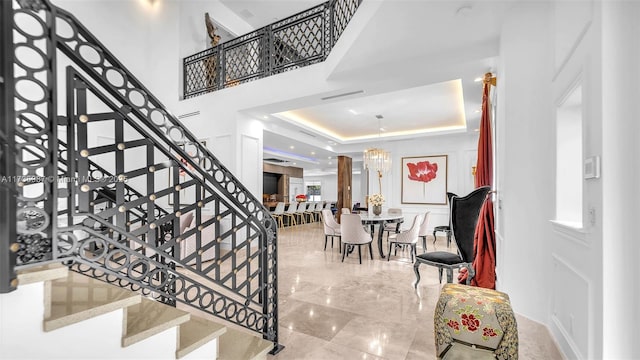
[358,212,404,259]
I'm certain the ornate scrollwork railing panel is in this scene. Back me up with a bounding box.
[58,217,269,335]
[271,3,326,75]
[5,0,281,350]
[65,68,270,309]
[183,0,362,98]
[331,0,360,43]
[10,0,58,269]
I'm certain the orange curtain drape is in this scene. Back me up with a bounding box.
[471,72,496,289]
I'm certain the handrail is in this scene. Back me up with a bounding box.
[183,0,362,98]
[53,6,270,228]
[4,0,283,352]
[65,213,271,335]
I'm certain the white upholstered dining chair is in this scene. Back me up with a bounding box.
[340,214,373,264]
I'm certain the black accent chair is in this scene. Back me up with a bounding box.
[432,192,457,247]
[413,186,490,287]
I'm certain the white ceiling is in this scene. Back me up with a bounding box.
[217,0,509,174]
[218,0,326,29]
[274,80,467,143]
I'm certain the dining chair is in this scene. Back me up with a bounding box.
[414,186,490,286]
[313,202,324,222]
[321,209,341,252]
[383,208,403,240]
[387,213,423,262]
[340,214,373,264]
[270,202,286,228]
[418,211,431,253]
[341,208,351,214]
[283,202,298,226]
[304,202,317,223]
[295,202,308,224]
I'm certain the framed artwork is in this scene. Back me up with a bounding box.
[401,155,448,205]
[169,139,207,205]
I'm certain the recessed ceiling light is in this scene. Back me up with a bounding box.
[311,151,315,155]
[379,127,386,132]
[289,146,294,149]
[328,156,332,159]
[474,77,483,82]
[263,115,268,119]
[292,162,297,165]
[474,128,480,132]
[348,109,358,115]
[328,162,332,165]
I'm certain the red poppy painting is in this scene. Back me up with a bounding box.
[402,155,448,204]
[407,161,438,183]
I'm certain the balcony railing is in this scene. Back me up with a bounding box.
[183,0,362,98]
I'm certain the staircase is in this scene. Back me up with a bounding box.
[1,0,362,356]
[0,264,272,359]
[1,0,288,357]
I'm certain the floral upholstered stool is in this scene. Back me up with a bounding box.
[434,283,518,359]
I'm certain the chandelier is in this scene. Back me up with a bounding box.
[363,115,391,192]
[363,148,391,174]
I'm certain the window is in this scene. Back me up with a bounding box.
[556,84,583,227]
[305,181,321,202]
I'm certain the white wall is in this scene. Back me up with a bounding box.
[54,0,181,109]
[378,133,477,231]
[178,0,254,58]
[305,132,476,229]
[600,1,640,359]
[305,171,361,205]
[497,1,554,325]
[493,1,640,358]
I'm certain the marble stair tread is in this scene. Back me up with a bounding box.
[43,271,141,332]
[122,297,191,347]
[176,316,227,359]
[218,328,273,360]
[17,263,69,285]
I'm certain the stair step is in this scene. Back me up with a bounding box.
[43,271,141,332]
[218,329,273,360]
[17,263,69,285]
[176,316,227,359]
[122,297,191,347]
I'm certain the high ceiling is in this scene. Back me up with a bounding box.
[219,0,326,29]
[216,0,509,175]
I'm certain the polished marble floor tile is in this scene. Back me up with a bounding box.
[281,300,357,341]
[332,316,417,359]
[263,222,563,359]
[274,328,386,360]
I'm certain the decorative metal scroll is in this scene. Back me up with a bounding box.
[9,0,57,269]
[183,0,362,98]
[4,0,281,352]
[61,216,270,335]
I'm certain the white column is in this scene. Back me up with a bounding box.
[601,1,640,358]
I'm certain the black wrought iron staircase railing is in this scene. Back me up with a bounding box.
[183,0,362,98]
[1,0,282,353]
